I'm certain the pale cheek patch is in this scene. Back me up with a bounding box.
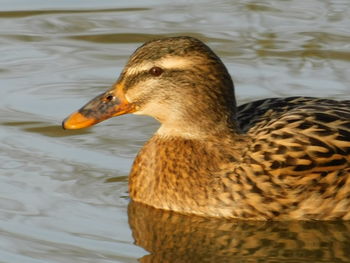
[123,56,196,119]
[124,78,159,105]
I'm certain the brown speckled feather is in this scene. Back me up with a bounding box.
[236,97,350,219]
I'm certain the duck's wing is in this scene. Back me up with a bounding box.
[237,96,350,177]
[243,97,350,169]
[235,97,350,219]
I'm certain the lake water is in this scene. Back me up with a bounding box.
[1,0,350,262]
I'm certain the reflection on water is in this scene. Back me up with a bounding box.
[129,202,350,263]
[0,0,350,262]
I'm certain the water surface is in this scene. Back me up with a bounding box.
[0,0,350,262]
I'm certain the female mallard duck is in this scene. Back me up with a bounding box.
[63,36,350,220]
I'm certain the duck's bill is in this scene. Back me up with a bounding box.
[62,85,135,130]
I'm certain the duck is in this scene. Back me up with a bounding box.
[63,36,350,220]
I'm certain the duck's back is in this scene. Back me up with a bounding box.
[237,96,350,133]
[235,96,350,219]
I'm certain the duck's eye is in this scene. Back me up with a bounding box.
[149,66,163,77]
[104,95,114,102]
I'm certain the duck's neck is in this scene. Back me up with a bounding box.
[156,123,237,140]
[155,105,240,139]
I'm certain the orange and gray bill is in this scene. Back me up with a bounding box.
[62,84,135,130]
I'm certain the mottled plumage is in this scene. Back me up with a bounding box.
[63,36,350,220]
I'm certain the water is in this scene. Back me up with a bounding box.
[0,0,350,262]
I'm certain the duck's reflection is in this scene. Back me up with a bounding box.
[128,201,350,263]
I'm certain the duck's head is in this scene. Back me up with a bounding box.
[63,36,237,137]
